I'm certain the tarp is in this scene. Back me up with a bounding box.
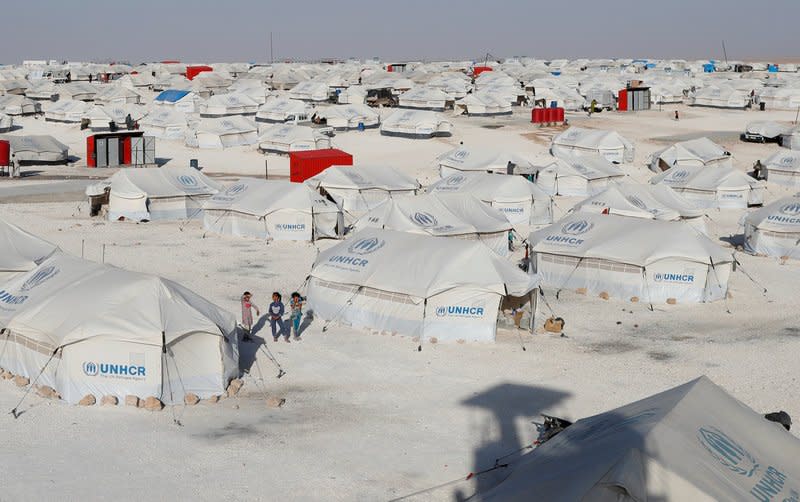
[154,89,191,103]
[0,252,238,404]
[477,376,800,502]
[428,172,553,227]
[202,178,341,241]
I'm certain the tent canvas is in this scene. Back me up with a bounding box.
[763,150,800,187]
[551,127,635,164]
[308,228,539,342]
[0,218,58,283]
[742,195,800,259]
[533,154,626,197]
[437,147,533,177]
[650,166,765,209]
[0,135,69,163]
[649,137,733,172]
[0,253,238,405]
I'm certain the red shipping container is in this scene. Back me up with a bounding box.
[473,66,493,77]
[531,108,543,123]
[618,89,628,111]
[186,65,213,80]
[544,108,554,123]
[289,149,353,183]
[86,135,96,167]
[555,107,565,123]
[0,140,9,166]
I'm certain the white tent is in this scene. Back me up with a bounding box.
[336,85,367,104]
[529,213,733,303]
[255,98,314,123]
[0,135,69,163]
[0,253,238,405]
[0,218,58,282]
[650,166,766,208]
[83,104,148,132]
[744,121,792,142]
[307,228,540,342]
[428,172,553,228]
[288,80,331,102]
[313,104,380,130]
[742,195,800,259]
[24,80,59,101]
[571,183,708,234]
[350,193,513,256]
[380,109,453,139]
[305,165,420,222]
[781,127,800,151]
[688,85,750,109]
[257,123,331,153]
[0,113,12,133]
[763,150,800,187]
[477,376,800,502]
[153,89,198,114]
[61,82,99,101]
[139,108,190,140]
[533,154,626,197]
[186,116,258,149]
[0,95,41,116]
[454,92,512,116]
[649,137,733,172]
[398,86,454,111]
[86,166,223,221]
[197,92,259,117]
[94,85,143,105]
[437,147,533,177]
[44,99,92,123]
[202,178,341,241]
[551,127,635,164]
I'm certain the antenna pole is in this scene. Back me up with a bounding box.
[270,32,274,64]
[722,40,728,66]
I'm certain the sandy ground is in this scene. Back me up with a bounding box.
[1,101,800,501]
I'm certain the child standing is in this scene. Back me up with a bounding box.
[289,292,304,340]
[240,292,260,342]
[269,292,287,342]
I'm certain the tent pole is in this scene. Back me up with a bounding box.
[418,298,427,352]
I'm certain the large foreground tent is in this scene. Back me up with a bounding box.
[570,183,708,234]
[428,172,554,228]
[0,218,58,282]
[551,127,635,164]
[532,154,626,197]
[380,109,453,139]
[650,166,765,209]
[476,376,800,502]
[305,165,420,222]
[763,150,800,187]
[649,137,733,172]
[307,228,540,342]
[0,253,239,405]
[202,178,341,241]
[0,135,69,163]
[529,213,733,303]
[349,193,513,256]
[86,166,223,221]
[742,195,800,259]
[437,146,534,177]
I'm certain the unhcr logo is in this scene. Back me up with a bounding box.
[177,175,198,187]
[781,157,794,165]
[445,174,466,187]
[435,305,485,318]
[21,266,59,292]
[780,202,800,216]
[669,170,690,182]
[654,272,694,283]
[221,120,234,130]
[698,427,759,477]
[412,212,438,227]
[453,149,469,160]
[83,361,99,376]
[225,183,248,196]
[627,195,647,210]
[347,237,385,255]
[561,219,594,235]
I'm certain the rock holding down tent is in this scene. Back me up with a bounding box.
[36,385,59,399]
[144,397,163,411]
[544,317,564,333]
[101,395,118,406]
[184,393,200,405]
[666,298,677,305]
[630,296,639,303]
[204,395,220,404]
[266,396,286,408]
[576,288,587,295]
[2,369,14,380]
[599,292,610,300]
[226,378,244,397]
[125,395,140,407]
[13,375,30,387]
[78,395,96,406]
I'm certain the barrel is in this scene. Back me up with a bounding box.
[189,159,199,169]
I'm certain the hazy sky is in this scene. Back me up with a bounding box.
[4,0,799,63]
